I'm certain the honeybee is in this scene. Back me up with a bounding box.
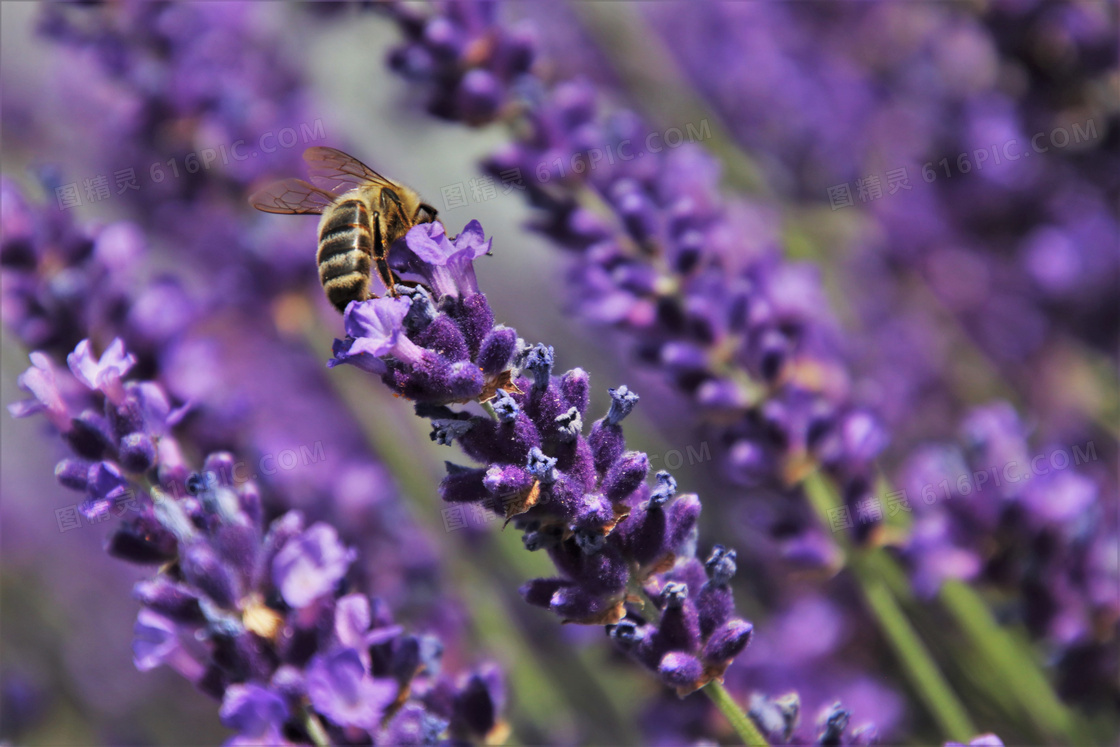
[250,147,439,312]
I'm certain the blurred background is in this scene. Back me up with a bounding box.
[1,2,1116,745]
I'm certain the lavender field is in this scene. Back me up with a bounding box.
[1,2,1116,745]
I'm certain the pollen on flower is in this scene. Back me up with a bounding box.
[241,595,284,640]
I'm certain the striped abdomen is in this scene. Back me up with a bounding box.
[317,198,374,313]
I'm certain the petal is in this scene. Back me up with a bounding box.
[452,219,492,260]
[272,523,355,609]
[133,609,181,671]
[306,648,396,731]
[220,683,289,739]
[404,222,455,265]
[343,297,411,350]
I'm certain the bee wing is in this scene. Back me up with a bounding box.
[302,146,398,193]
[249,178,336,214]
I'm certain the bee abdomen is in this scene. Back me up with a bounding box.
[323,274,370,312]
[318,199,374,312]
[317,230,373,271]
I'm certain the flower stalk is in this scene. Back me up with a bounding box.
[803,471,976,742]
[705,680,770,747]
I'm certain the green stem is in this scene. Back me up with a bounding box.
[303,707,330,747]
[704,680,769,746]
[856,565,976,741]
[939,580,1090,744]
[803,472,976,742]
[816,475,1095,745]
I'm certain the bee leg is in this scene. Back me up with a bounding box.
[380,265,399,298]
[412,202,439,224]
[370,210,398,298]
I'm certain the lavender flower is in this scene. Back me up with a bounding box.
[633,10,1119,664]
[35,2,323,318]
[384,0,537,124]
[376,6,1115,738]
[0,92,449,620]
[646,1,1117,364]
[898,402,1119,705]
[330,221,754,694]
[0,177,148,357]
[381,2,889,558]
[8,1,1112,743]
[9,339,507,745]
[1,153,474,743]
[749,694,879,746]
[945,736,1005,747]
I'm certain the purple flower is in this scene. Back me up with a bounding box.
[379,2,913,567]
[385,3,536,124]
[7,352,71,432]
[10,337,503,744]
[272,523,355,609]
[13,1,1113,742]
[401,220,491,299]
[329,219,754,692]
[133,609,204,684]
[903,401,1117,656]
[5,8,516,743]
[67,338,136,404]
[305,647,396,732]
[82,461,133,520]
[219,684,290,746]
[946,736,1005,747]
[330,296,424,371]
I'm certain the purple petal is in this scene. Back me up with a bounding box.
[335,594,371,651]
[404,221,455,265]
[327,337,389,375]
[67,338,136,398]
[272,523,355,609]
[9,352,70,431]
[343,297,412,357]
[305,648,396,732]
[453,220,492,260]
[132,609,181,672]
[219,683,289,740]
[81,461,132,520]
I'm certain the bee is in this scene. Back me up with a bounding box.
[249,147,439,312]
